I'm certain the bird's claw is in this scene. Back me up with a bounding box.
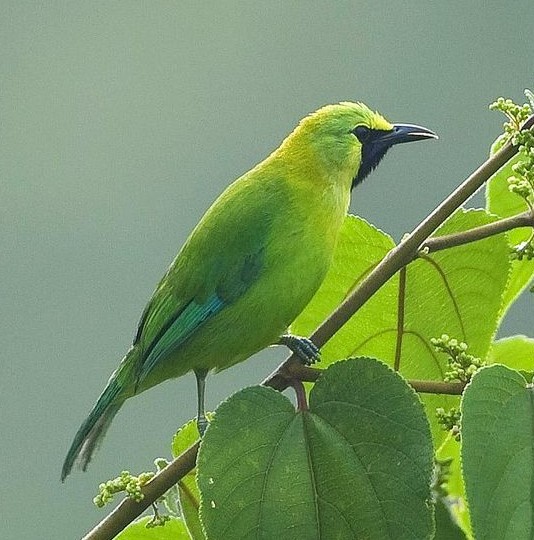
[197,415,209,438]
[279,334,321,366]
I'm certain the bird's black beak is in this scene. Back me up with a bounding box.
[379,123,438,146]
[352,123,437,188]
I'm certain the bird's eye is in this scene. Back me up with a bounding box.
[351,125,371,143]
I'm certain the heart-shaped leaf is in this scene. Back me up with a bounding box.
[462,364,534,539]
[198,358,434,539]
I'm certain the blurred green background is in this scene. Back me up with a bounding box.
[2,2,533,538]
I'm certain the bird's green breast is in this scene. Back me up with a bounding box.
[135,158,352,390]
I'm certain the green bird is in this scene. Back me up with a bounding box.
[61,101,436,480]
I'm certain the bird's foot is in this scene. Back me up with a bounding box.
[197,414,209,438]
[279,334,321,365]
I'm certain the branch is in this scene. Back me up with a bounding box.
[268,364,466,395]
[83,114,534,540]
[421,210,534,253]
[394,266,407,371]
[409,379,465,395]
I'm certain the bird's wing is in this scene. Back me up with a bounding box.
[136,294,226,380]
[133,176,283,382]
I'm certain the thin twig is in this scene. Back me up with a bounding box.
[266,363,466,395]
[274,364,466,395]
[394,266,407,371]
[421,210,534,254]
[409,379,465,395]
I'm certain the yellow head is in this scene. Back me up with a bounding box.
[281,101,437,189]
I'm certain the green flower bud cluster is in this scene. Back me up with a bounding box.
[508,161,534,199]
[514,128,534,157]
[490,92,534,185]
[491,91,534,258]
[93,470,155,508]
[430,334,485,382]
[146,504,172,528]
[489,96,531,136]
[512,128,534,209]
[435,407,461,441]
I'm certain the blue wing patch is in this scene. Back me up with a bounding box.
[138,294,225,383]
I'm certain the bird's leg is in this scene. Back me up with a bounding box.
[278,334,321,365]
[194,368,209,437]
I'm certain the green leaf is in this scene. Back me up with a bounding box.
[461,364,534,540]
[171,418,201,458]
[172,420,205,540]
[398,209,509,380]
[294,211,509,367]
[489,335,534,377]
[486,145,534,311]
[291,215,396,365]
[433,498,468,540]
[115,516,190,539]
[293,211,510,441]
[198,358,434,540]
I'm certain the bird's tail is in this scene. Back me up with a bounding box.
[61,346,139,481]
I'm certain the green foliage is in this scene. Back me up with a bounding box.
[197,359,434,539]
[461,365,534,539]
[489,335,534,377]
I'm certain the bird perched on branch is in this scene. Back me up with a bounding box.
[62,101,436,480]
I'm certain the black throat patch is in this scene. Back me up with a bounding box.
[352,129,393,189]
